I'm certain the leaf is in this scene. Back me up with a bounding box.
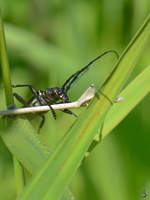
[103,64,150,137]
[87,64,150,154]
[0,118,50,173]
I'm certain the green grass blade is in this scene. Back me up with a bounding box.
[16,15,150,200]
[103,64,150,137]
[87,64,150,154]
[0,11,25,195]
[0,12,14,108]
[0,118,74,200]
[13,157,25,194]
[0,119,50,173]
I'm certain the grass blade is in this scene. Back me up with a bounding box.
[0,11,24,195]
[0,12,14,107]
[87,64,150,154]
[0,118,50,173]
[103,64,150,137]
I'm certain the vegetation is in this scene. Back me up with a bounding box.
[0,1,150,200]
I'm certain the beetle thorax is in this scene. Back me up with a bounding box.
[44,88,69,104]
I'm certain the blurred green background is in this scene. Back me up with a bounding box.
[0,0,150,200]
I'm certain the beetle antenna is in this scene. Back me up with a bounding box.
[61,50,119,93]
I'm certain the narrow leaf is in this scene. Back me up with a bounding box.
[103,64,150,137]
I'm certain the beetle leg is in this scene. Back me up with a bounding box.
[48,104,56,119]
[62,109,78,118]
[37,115,45,133]
[12,84,42,105]
[13,93,29,107]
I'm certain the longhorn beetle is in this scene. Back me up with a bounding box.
[12,50,119,132]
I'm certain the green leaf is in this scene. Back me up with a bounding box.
[16,15,150,200]
[87,64,150,154]
[0,12,14,107]
[103,64,150,137]
[1,119,50,173]
[0,11,24,195]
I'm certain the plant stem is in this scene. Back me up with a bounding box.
[0,12,14,108]
[0,11,25,195]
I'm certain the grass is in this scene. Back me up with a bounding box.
[0,10,150,200]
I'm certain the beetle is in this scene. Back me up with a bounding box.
[12,50,119,131]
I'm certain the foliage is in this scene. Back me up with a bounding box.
[0,1,150,200]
